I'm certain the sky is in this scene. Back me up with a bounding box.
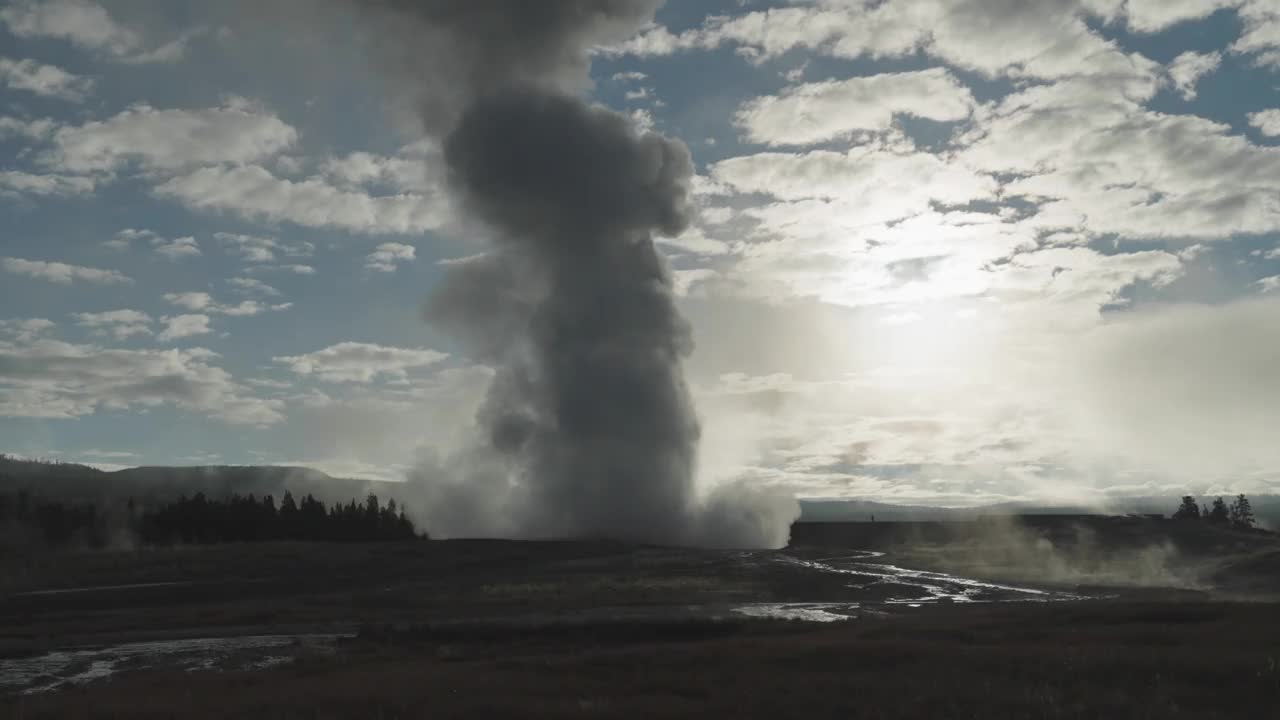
[2,0,1279,507]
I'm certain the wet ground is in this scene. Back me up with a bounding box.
[1,634,344,695]
[0,547,1085,694]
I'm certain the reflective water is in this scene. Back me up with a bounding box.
[732,551,1084,621]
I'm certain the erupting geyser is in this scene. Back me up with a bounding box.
[348,0,797,547]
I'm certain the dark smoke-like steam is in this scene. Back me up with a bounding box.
[349,1,796,547]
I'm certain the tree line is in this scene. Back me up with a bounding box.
[0,490,424,550]
[1172,494,1256,528]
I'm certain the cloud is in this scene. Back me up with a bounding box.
[246,263,316,275]
[0,318,55,342]
[0,0,193,64]
[42,101,296,175]
[153,236,200,259]
[365,242,416,272]
[320,150,439,193]
[735,68,975,146]
[273,342,448,383]
[960,79,1280,239]
[0,56,93,101]
[1166,50,1221,100]
[214,232,313,263]
[711,140,995,207]
[609,1,1157,87]
[0,337,282,425]
[2,257,130,285]
[1249,108,1280,136]
[1233,2,1280,68]
[0,170,95,197]
[105,228,200,258]
[156,164,450,235]
[72,309,153,340]
[0,0,139,56]
[157,314,211,342]
[162,292,289,317]
[0,116,58,140]
[162,292,213,311]
[227,277,281,296]
[1122,0,1239,33]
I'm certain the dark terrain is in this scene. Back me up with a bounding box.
[3,514,1280,717]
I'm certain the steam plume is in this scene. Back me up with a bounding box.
[348,0,796,547]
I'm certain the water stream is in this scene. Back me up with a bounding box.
[732,550,1085,621]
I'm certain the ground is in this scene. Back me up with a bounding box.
[3,517,1279,718]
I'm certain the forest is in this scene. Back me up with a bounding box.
[0,490,423,549]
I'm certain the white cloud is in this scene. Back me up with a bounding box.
[610,2,1158,88]
[0,170,95,197]
[0,337,281,425]
[213,232,313,263]
[735,68,974,146]
[43,101,296,175]
[1234,2,1280,69]
[0,0,139,56]
[153,235,201,260]
[156,165,449,235]
[1166,50,1221,100]
[227,277,281,297]
[320,150,439,194]
[157,314,211,342]
[106,228,200,258]
[961,80,1280,239]
[1257,275,1280,292]
[162,292,213,311]
[2,257,130,285]
[0,56,93,101]
[274,342,448,383]
[1249,108,1280,136]
[0,116,58,140]
[247,263,316,275]
[1122,0,1239,33]
[0,0,192,64]
[629,107,655,133]
[72,309,153,340]
[217,301,277,317]
[365,242,416,272]
[0,318,55,342]
[162,292,289,317]
[711,140,994,207]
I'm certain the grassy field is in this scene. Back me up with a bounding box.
[7,602,1280,718]
[4,517,1280,717]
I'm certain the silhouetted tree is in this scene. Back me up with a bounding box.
[136,491,422,545]
[1208,497,1230,525]
[1173,495,1201,520]
[1230,494,1256,529]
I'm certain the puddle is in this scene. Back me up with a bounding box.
[732,603,861,622]
[0,634,346,695]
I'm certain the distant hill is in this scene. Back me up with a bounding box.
[0,454,390,506]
